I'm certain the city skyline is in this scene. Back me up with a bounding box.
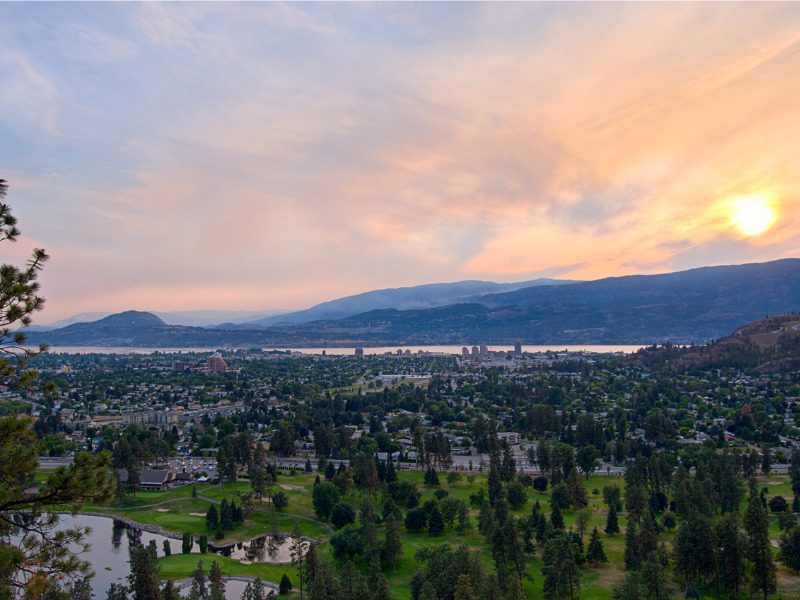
[2,2,800,321]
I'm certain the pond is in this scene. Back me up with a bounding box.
[41,514,296,599]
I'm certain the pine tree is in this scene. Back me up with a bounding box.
[713,513,745,597]
[187,562,208,600]
[542,532,580,600]
[279,574,293,595]
[605,504,619,535]
[208,561,225,600]
[744,485,777,600]
[428,505,445,535]
[623,519,639,570]
[790,449,800,513]
[550,503,564,531]
[182,532,194,554]
[640,551,667,600]
[383,514,403,571]
[128,545,162,600]
[206,505,218,530]
[586,527,607,565]
[386,460,398,483]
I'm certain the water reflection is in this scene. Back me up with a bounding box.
[214,534,307,563]
[44,514,298,599]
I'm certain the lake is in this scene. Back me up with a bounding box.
[30,514,295,599]
[41,344,645,355]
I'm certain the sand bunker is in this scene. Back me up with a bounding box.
[189,512,206,517]
[155,508,170,513]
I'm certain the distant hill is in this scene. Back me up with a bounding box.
[22,259,800,347]
[265,258,800,344]
[248,278,576,327]
[43,308,289,329]
[629,313,800,372]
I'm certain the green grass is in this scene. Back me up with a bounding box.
[159,553,295,588]
[71,467,800,598]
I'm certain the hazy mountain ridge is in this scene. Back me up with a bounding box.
[249,278,576,327]
[22,259,800,347]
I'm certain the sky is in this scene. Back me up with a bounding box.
[2,2,800,323]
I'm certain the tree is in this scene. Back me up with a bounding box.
[311,481,340,520]
[187,562,208,600]
[768,495,788,513]
[279,574,292,595]
[779,526,800,573]
[128,544,162,600]
[424,467,440,486]
[182,532,194,554]
[163,539,172,557]
[640,551,668,600]
[506,480,528,510]
[382,514,402,572]
[605,504,619,535]
[242,578,269,600]
[206,505,219,530]
[586,527,607,565]
[714,513,745,597]
[576,446,598,476]
[405,507,427,531]
[0,420,114,597]
[744,485,776,600]
[249,444,268,499]
[0,180,48,382]
[289,523,306,600]
[272,491,289,512]
[550,503,564,531]
[106,583,129,600]
[790,449,800,513]
[542,533,580,600]
[209,561,226,600]
[428,505,445,536]
[331,502,356,529]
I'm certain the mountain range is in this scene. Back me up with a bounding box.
[22,259,800,347]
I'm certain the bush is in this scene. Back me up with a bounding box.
[272,491,289,511]
[769,495,789,513]
[533,477,548,492]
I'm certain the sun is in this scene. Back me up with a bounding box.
[728,194,776,237]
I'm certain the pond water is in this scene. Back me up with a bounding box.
[38,514,292,599]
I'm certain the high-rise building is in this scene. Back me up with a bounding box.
[207,353,227,373]
[354,347,364,358]
[461,346,469,357]
[514,341,522,356]
[479,344,488,356]
[471,346,479,356]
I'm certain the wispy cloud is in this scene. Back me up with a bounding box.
[1,2,799,320]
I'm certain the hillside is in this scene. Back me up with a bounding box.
[630,313,800,372]
[22,259,800,347]
[249,278,575,327]
[277,258,800,344]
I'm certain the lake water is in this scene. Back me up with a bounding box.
[42,344,644,355]
[31,514,293,599]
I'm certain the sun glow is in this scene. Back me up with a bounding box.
[728,194,776,237]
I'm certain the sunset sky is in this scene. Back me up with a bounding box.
[2,2,800,322]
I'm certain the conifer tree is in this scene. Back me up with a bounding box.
[744,484,776,600]
[209,561,225,600]
[586,527,608,565]
[605,504,619,535]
